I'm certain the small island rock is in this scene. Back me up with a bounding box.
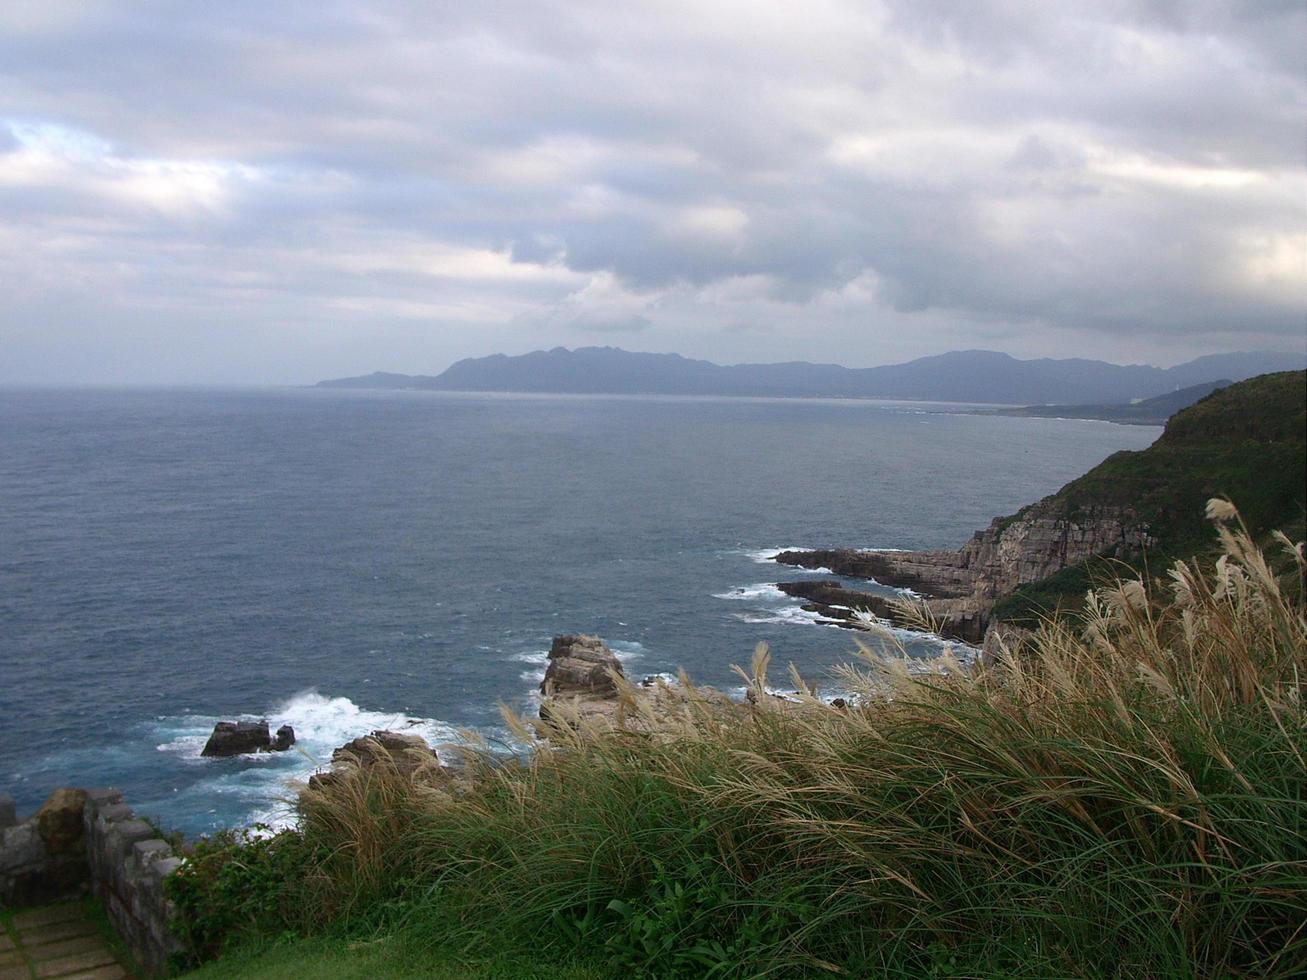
[202,720,270,756]
[541,634,623,697]
[201,719,297,757]
[272,724,296,752]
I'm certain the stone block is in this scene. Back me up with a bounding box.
[132,839,172,865]
[0,794,15,829]
[33,947,119,977]
[106,819,153,863]
[24,934,104,962]
[151,856,184,880]
[0,821,45,873]
[84,787,124,810]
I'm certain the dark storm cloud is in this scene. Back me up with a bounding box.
[0,0,1302,383]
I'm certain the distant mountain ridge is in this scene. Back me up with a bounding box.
[316,347,1306,405]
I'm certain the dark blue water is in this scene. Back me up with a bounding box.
[0,388,1158,833]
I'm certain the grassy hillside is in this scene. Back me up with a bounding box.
[992,371,1305,623]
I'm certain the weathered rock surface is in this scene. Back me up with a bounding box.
[541,634,623,697]
[35,787,87,857]
[538,633,648,728]
[776,501,1152,641]
[201,719,296,756]
[331,730,439,773]
[307,730,447,791]
[272,724,296,752]
[778,580,986,644]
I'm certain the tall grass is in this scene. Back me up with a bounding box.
[276,504,1306,977]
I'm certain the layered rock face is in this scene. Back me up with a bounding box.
[538,634,626,726]
[777,502,1152,643]
[536,634,743,730]
[541,634,623,697]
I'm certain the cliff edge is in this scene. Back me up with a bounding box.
[777,370,1307,638]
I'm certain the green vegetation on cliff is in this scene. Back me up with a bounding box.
[175,516,1307,978]
[992,370,1306,624]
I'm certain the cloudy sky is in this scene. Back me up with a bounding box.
[1,0,1303,383]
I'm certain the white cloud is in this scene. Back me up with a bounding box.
[0,0,1303,383]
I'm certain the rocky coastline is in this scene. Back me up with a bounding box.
[775,501,1153,649]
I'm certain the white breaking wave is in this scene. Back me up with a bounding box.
[738,546,812,564]
[732,605,825,627]
[712,583,785,601]
[152,691,464,831]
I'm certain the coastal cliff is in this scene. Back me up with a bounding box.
[777,370,1306,640]
[776,501,1152,643]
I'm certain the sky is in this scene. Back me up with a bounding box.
[1,0,1304,384]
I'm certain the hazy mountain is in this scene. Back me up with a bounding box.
[317,347,1306,405]
[995,379,1233,425]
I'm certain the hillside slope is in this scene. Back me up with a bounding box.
[776,371,1306,634]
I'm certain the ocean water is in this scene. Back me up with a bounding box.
[0,388,1158,834]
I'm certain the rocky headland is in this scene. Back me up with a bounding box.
[776,501,1152,646]
[775,370,1306,649]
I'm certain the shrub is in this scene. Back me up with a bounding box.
[167,826,317,968]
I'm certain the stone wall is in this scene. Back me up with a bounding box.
[0,789,185,977]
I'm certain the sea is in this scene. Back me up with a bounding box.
[0,387,1159,835]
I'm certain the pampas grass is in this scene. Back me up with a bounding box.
[279,501,1306,977]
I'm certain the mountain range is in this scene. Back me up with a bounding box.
[317,346,1306,406]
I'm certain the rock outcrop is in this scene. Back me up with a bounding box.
[201,719,297,757]
[331,730,440,775]
[777,502,1152,643]
[538,634,627,726]
[272,724,296,751]
[537,634,748,730]
[307,730,447,791]
[541,634,624,697]
[777,580,986,644]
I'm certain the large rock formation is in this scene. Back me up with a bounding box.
[536,633,750,730]
[307,730,447,792]
[777,502,1152,645]
[541,634,624,697]
[331,730,440,775]
[201,719,297,757]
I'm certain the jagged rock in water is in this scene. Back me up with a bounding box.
[307,730,447,792]
[201,720,273,757]
[331,730,439,773]
[540,634,624,697]
[271,724,296,752]
[777,580,985,644]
